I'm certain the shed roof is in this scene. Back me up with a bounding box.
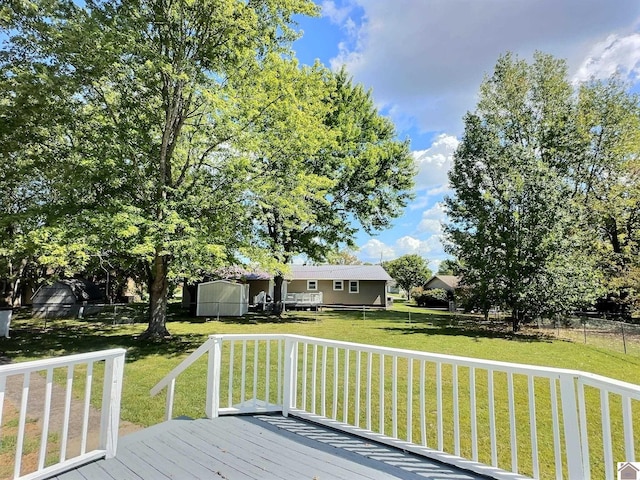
[424,275,461,290]
[290,265,392,281]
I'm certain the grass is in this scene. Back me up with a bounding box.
[2,303,640,478]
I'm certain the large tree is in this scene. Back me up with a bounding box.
[248,69,415,309]
[445,52,603,330]
[383,254,431,300]
[1,0,320,337]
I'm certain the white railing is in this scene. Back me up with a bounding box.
[284,292,323,304]
[150,335,640,480]
[1,349,126,480]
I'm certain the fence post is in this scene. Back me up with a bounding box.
[100,352,125,458]
[621,323,627,354]
[559,374,585,479]
[205,337,222,419]
[283,337,296,417]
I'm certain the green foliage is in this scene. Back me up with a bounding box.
[248,68,415,294]
[437,259,460,276]
[1,0,322,331]
[383,254,431,299]
[445,52,608,329]
[412,287,448,307]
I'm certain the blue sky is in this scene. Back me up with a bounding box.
[290,0,640,270]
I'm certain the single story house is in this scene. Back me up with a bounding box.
[423,275,460,296]
[286,265,392,308]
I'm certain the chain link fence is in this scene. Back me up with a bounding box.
[528,316,640,355]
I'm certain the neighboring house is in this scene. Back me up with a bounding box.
[287,265,392,308]
[32,279,104,318]
[423,275,460,296]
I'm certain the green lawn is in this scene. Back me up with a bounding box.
[3,303,640,478]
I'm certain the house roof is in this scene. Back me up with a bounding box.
[289,265,392,282]
[424,275,461,289]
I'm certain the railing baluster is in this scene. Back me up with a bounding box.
[622,395,635,462]
[38,368,53,470]
[436,362,443,452]
[488,369,497,467]
[379,353,385,435]
[470,367,478,461]
[407,358,413,443]
[81,361,94,455]
[392,355,398,438]
[228,341,234,408]
[241,340,247,404]
[453,364,460,456]
[560,374,584,480]
[333,347,339,419]
[166,378,176,421]
[343,349,349,424]
[60,364,74,462]
[577,380,589,479]
[550,379,563,480]
[600,390,613,480]
[507,373,517,472]
[302,343,308,410]
[528,375,539,479]
[15,372,31,478]
[355,350,361,428]
[420,360,426,447]
[265,341,271,406]
[277,339,282,406]
[312,344,318,414]
[253,341,259,408]
[321,345,327,417]
[366,351,372,431]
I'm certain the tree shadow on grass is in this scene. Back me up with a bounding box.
[379,312,554,343]
[0,317,206,364]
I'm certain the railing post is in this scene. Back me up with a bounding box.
[100,352,125,458]
[283,337,296,417]
[559,374,584,479]
[206,336,222,418]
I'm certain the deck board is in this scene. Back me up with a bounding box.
[51,414,490,480]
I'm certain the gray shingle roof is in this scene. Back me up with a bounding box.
[290,265,392,281]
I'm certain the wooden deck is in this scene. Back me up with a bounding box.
[51,414,490,480]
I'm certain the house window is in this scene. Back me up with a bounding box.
[307,280,317,291]
[349,280,359,293]
[333,280,343,291]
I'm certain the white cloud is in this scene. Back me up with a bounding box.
[412,133,458,191]
[574,33,640,83]
[331,0,640,134]
[359,238,395,261]
[321,1,353,24]
[417,202,447,234]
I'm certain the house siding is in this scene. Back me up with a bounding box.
[288,279,386,306]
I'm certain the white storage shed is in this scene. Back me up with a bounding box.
[196,280,249,317]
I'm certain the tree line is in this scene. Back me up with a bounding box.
[0,0,415,338]
[445,52,640,330]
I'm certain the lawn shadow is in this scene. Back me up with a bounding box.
[0,313,206,364]
[379,310,553,343]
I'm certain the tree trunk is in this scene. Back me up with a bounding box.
[272,274,284,316]
[140,252,171,339]
[511,309,521,332]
